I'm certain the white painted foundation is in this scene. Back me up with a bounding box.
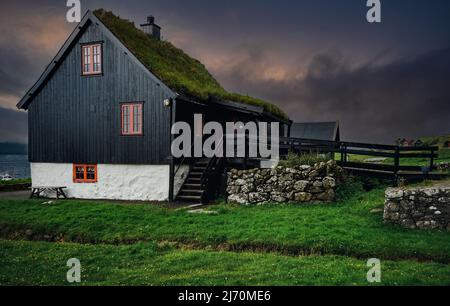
[30,163,188,201]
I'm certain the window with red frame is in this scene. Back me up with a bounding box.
[73,164,97,183]
[121,103,143,135]
[82,44,102,75]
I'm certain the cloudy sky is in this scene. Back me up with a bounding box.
[1,0,449,143]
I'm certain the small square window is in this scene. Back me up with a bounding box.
[82,44,102,75]
[121,103,143,136]
[73,164,97,183]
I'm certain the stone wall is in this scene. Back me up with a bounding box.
[384,186,450,231]
[227,160,343,205]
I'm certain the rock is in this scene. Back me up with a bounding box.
[370,208,384,214]
[322,177,336,189]
[270,192,287,203]
[384,184,450,231]
[227,186,240,194]
[226,164,342,205]
[235,179,246,186]
[386,202,399,212]
[228,194,248,205]
[423,188,439,197]
[385,188,404,199]
[25,229,33,237]
[294,192,312,202]
[308,170,319,179]
[248,192,267,204]
[315,189,335,202]
[293,180,309,192]
[241,183,255,193]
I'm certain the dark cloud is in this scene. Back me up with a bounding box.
[1,1,449,143]
[0,107,27,143]
[213,46,450,143]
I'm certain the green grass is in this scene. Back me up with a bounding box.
[1,188,450,262]
[1,239,449,286]
[278,152,329,167]
[420,134,450,148]
[0,178,31,186]
[93,9,288,120]
[335,149,450,168]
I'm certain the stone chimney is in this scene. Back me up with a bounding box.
[140,15,161,40]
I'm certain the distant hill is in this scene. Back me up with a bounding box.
[0,143,27,155]
[420,134,450,148]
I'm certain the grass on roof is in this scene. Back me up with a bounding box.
[93,9,288,120]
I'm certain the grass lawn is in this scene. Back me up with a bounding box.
[0,178,31,185]
[1,188,450,262]
[1,239,449,286]
[1,185,449,285]
[335,148,450,167]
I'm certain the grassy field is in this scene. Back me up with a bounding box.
[335,148,450,167]
[0,182,450,285]
[1,239,449,286]
[0,178,31,186]
[1,188,450,262]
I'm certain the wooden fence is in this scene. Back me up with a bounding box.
[280,137,439,179]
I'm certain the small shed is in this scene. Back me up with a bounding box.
[290,122,340,141]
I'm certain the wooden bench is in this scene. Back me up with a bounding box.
[30,186,68,199]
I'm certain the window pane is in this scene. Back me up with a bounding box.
[122,106,129,134]
[87,166,96,180]
[75,166,85,180]
[93,45,101,72]
[133,105,139,133]
[83,47,90,73]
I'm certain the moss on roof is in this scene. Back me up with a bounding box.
[93,9,288,120]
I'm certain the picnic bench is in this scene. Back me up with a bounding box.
[30,186,67,199]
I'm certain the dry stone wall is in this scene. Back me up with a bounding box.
[384,186,450,231]
[227,160,343,205]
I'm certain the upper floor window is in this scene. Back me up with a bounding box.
[121,103,143,136]
[82,44,102,75]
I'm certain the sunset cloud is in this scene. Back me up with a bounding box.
[1,0,449,144]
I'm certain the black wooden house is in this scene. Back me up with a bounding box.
[17,9,290,203]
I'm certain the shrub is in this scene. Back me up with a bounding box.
[278,152,329,167]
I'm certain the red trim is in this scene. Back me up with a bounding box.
[73,164,98,183]
[121,103,143,136]
[81,44,102,76]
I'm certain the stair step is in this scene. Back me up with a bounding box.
[187,178,201,182]
[180,189,204,194]
[183,184,202,188]
[195,162,209,166]
[192,167,207,171]
[190,172,203,177]
[178,190,204,196]
[177,195,202,201]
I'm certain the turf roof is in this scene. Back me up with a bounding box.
[93,9,288,120]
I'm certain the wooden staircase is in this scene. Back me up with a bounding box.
[176,157,225,204]
[176,158,210,203]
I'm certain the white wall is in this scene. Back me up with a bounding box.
[30,163,184,201]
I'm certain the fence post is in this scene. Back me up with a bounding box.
[430,148,435,170]
[394,147,400,183]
